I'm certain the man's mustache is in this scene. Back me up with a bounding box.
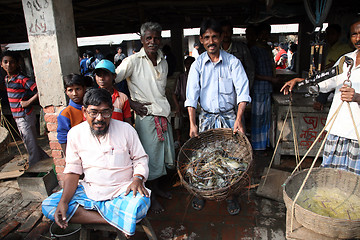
[93,121,106,125]
[355,41,360,45]
[207,44,217,48]
[148,44,158,48]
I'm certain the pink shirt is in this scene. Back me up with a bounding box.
[64,119,149,201]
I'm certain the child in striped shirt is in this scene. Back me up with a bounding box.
[1,51,49,167]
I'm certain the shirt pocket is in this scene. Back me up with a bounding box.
[155,71,167,95]
[219,77,234,95]
[107,146,131,168]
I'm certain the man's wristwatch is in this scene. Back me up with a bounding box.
[134,175,144,181]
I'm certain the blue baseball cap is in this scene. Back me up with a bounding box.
[94,59,115,74]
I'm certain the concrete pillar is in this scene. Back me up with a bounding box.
[170,26,184,72]
[22,0,79,186]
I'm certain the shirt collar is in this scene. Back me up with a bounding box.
[6,74,19,82]
[112,88,119,102]
[138,47,164,64]
[204,50,224,65]
[69,99,82,110]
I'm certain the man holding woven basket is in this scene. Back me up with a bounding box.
[281,18,360,175]
[185,19,251,215]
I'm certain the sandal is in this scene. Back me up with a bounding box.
[192,197,205,211]
[226,199,240,215]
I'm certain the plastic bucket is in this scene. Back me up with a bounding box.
[49,222,81,240]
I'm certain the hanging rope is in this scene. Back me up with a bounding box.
[261,94,301,188]
[0,102,26,163]
[290,100,341,233]
[347,103,360,143]
[289,102,342,175]
[261,104,290,188]
[289,103,301,167]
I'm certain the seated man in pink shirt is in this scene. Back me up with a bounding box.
[42,88,150,238]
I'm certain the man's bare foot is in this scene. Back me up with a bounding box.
[154,188,172,200]
[150,195,164,214]
[150,181,172,199]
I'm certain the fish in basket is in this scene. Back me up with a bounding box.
[177,128,253,201]
[283,167,360,239]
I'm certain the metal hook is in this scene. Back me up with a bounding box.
[344,56,354,87]
[343,79,352,88]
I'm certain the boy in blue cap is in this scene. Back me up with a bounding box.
[94,60,132,124]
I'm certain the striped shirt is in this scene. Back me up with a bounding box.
[5,74,37,118]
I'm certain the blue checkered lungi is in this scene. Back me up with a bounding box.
[322,134,360,175]
[199,109,236,132]
[42,185,150,236]
[251,92,271,150]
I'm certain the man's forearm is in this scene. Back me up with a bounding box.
[59,173,80,204]
[27,92,39,105]
[187,107,197,127]
[236,102,247,122]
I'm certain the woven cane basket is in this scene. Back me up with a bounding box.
[283,168,360,239]
[177,128,253,201]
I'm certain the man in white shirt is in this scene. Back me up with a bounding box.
[281,18,360,175]
[115,22,175,213]
[192,42,200,59]
[42,88,150,238]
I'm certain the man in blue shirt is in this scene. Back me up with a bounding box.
[185,19,251,215]
[79,52,88,75]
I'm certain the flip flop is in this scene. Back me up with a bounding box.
[226,199,240,215]
[192,197,205,211]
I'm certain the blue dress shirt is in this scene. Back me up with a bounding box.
[185,50,251,113]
